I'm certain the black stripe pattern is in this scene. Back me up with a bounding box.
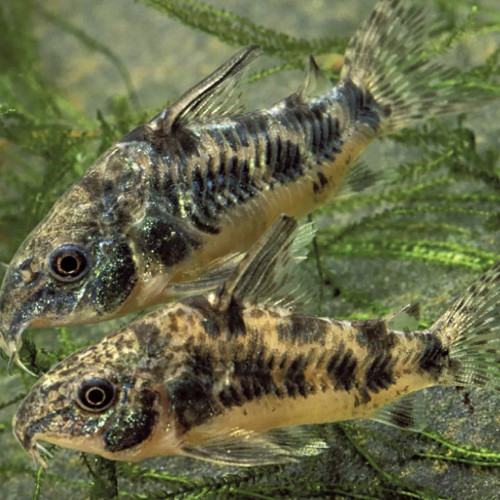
[136,79,381,239]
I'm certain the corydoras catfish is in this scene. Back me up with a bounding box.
[14,216,500,467]
[0,0,496,368]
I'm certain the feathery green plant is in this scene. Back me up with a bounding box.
[0,0,499,498]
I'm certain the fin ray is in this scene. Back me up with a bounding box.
[169,252,245,297]
[431,262,500,390]
[152,45,261,132]
[181,426,327,466]
[340,0,497,132]
[213,215,318,313]
[371,392,426,431]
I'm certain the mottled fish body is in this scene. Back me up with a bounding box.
[0,0,496,366]
[13,217,500,467]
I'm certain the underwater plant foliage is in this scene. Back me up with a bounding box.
[0,0,499,498]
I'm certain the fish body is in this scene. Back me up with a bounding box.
[13,217,500,466]
[0,0,496,365]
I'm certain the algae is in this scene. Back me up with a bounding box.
[0,0,499,499]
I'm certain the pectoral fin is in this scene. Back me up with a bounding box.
[213,215,319,313]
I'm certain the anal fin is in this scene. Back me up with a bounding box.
[370,392,425,431]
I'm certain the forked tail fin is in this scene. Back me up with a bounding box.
[430,263,500,390]
[340,0,497,132]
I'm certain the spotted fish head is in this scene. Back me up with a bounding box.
[0,144,153,365]
[12,326,177,466]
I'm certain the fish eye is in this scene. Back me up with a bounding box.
[48,244,90,283]
[76,377,116,413]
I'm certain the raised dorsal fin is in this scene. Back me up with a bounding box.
[213,215,318,313]
[150,45,261,133]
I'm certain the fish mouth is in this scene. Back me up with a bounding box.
[12,416,48,469]
[0,322,37,376]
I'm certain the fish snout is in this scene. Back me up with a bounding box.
[12,402,47,468]
[0,296,25,356]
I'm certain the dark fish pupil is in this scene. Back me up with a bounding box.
[86,387,106,406]
[48,244,91,283]
[76,377,116,412]
[58,254,80,275]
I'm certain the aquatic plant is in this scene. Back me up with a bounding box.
[0,0,499,498]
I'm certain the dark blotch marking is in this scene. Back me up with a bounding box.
[419,335,449,380]
[354,388,371,407]
[137,217,200,267]
[167,342,219,430]
[354,319,395,352]
[132,322,160,344]
[365,353,395,393]
[237,159,255,201]
[190,167,219,221]
[226,156,243,202]
[190,214,220,234]
[265,133,303,185]
[226,297,246,339]
[161,173,181,215]
[326,347,357,391]
[286,314,329,345]
[235,124,250,148]
[166,374,218,430]
[388,407,416,429]
[103,389,158,452]
[92,241,137,314]
[176,128,200,158]
[221,127,238,151]
[229,347,278,406]
[317,172,328,188]
[218,384,244,408]
[131,323,165,357]
[284,354,312,398]
[202,317,220,338]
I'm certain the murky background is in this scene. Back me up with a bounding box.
[1,0,499,498]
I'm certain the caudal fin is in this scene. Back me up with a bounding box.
[340,0,497,132]
[430,263,500,390]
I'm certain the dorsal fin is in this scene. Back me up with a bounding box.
[213,215,318,313]
[150,45,261,132]
[293,56,331,104]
